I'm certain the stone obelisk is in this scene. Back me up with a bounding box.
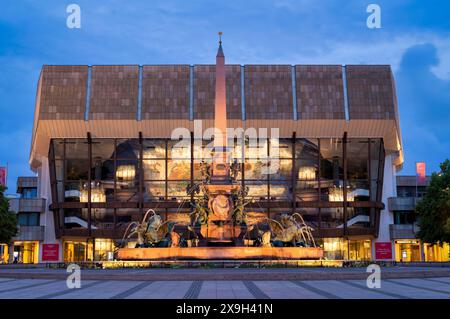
[211,32,229,182]
[203,33,241,245]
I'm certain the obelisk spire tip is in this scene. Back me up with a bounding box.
[217,32,224,57]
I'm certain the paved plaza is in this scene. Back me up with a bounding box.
[0,275,450,299]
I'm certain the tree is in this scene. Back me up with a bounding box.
[0,185,18,244]
[416,159,450,245]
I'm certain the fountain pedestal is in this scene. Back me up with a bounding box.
[200,222,241,245]
[202,183,241,245]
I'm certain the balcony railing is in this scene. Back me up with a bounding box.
[388,197,422,212]
[389,224,420,239]
[9,198,46,213]
[13,226,45,241]
[16,177,38,189]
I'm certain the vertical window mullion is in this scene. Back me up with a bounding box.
[318,138,321,234]
[139,133,144,218]
[267,137,270,216]
[165,139,168,200]
[291,133,296,214]
[62,139,67,234]
[190,133,194,208]
[342,133,348,236]
[87,133,92,236]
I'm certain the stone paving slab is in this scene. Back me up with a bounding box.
[0,279,59,295]
[376,279,450,299]
[51,280,142,299]
[125,281,192,299]
[384,279,450,298]
[254,280,325,299]
[0,280,90,299]
[302,280,392,299]
[424,277,450,284]
[0,277,449,299]
[1,267,450,281]
[339,280,406,299]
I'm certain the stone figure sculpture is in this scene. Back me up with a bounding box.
[231,187,250,225]
[122,209,177,247]
[190,196,209,225]
[230,159,240,182]
[266,213,316,247]
[260,231,272,247]
[170,231,181,248]
[200,160,211,183]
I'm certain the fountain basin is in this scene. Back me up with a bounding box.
[116,246,324,260]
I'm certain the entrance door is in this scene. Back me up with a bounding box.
[64,242,87,262]
[397,242,421,262]
[13,242,37,264]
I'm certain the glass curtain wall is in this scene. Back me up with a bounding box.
[49,137,384,237]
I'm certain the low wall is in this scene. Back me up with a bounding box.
[117,247,324,260]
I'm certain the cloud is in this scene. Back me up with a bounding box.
[396,43,450,175]
[0,129,34,193]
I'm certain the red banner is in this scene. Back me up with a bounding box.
[0,167,6,187]
[42,244,59,261]
[416,162,426,185]
[375,242,392,260]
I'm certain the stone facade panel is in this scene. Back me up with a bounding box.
[89,65,139,120]
[245,65,292,119]
[142,65,190,119]
[39,65,88,120]
[346,65,395,120]
[296,65,345,119]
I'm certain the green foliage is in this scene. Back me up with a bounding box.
[416,159,450,245]
[445,218,450,234]
[0,185,18,244]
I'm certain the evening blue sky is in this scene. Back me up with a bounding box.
[1,0,449,193]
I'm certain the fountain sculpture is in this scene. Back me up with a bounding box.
[116,34,323,260]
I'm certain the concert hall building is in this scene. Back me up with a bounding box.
[22,43,404,263]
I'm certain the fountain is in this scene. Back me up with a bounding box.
[116,34,323,260]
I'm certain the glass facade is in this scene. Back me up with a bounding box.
[17,212,40,226]
[0,244,8,264]
[395,240,422,262]
[11,241,39,264]
[20,188,37,199]
[64,238,115,262]
[49,137,385,241]
[424,243,450,262]
[322,238,372,261]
